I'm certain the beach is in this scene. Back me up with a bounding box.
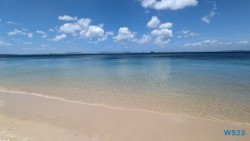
[1,0,250,140]
[0,0,250,141]
[0,53,250,140]
[0,91,249,141]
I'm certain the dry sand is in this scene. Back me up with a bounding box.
[0,91,249,141]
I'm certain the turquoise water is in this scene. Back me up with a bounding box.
[0,52,250,124]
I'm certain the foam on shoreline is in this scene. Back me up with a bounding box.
[0,90,249,141]
[0,87,249,127]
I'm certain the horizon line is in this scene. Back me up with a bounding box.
[0,50,250,56]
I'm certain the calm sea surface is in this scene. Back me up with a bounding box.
[0,52,250,124]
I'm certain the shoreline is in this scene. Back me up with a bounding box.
[0,91,249,141]
[0,88,249,127]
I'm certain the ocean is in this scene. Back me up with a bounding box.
[0,52,250,124]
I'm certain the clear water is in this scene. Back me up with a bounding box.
[0,52,250,124]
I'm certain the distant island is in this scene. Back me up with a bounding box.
[0,50,250,56]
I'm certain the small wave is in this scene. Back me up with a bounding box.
[0,87,249,127]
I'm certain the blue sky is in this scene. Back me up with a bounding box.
[0,0,250,54]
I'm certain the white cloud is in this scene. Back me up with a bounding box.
[0,39,12,46]
[52,34,67,41]
[36,30,47,38]
[113,27,136,41]
[159,22,173,29]
[58,17,112,42]
[6,21,19,25]
[140,0,198,10]
[59,23,81,35]
[151,29,172,36]
[141,0,156,8]
[184,40,231,47]
[154,36,171,45]
[8,29,25,36]
[8,29,33,38]
[201,2,217,24]
[81,25,104,38]
[146,17,173,46]
[59,18,91,35]
[77,18,92,28]
[58,15,77,21]
[145,16,174,46]
[239,40,249,45]
[99,31,114,41]
[136,34,152,44]
[151,28,173,45]
[147,16,160,28]
[177,29,199,38]
[36,30,46,34]
[80,25,113,42]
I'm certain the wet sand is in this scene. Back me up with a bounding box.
[0,91,249,141]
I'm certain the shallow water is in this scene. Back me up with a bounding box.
[0,52,250,124]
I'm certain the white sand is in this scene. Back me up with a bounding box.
[0,91,249,141]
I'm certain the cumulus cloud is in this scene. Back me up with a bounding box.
[57,16,112,42]
[36,30,47,38]
[113,27,136,41]
[136,34,152,44]
[99,31,114,41]
[52,34,67,41]
[59,18,91,35]
[81,25,104,38]
[140,0,198,10]
[184,40,231,47]
[151,28,173,45]
[145,16,173,46]
[147,16,160,28]
[0,39,12,46]
[151,29,172,36]
[201,2,217,24]
[58,15,77,21]
[80,25,114,42]
[159,22,173,29]
[56,15,173,45]
[113,16,173,46]
[177,29,199,38]
[8,29,33,38]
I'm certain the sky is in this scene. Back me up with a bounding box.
[0,0,250,54]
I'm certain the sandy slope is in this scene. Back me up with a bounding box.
[0,91,249,141]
